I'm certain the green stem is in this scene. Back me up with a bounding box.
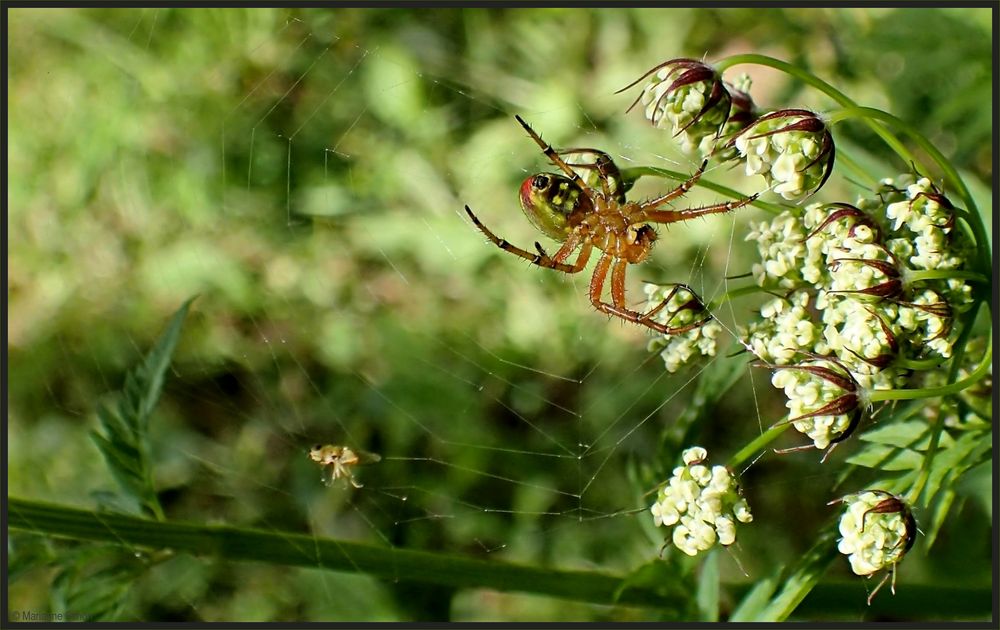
[714,54,921,170]
[908,300,983,505]
[714,54,990,276]
[867,329,991,403]
[728,420,791,472]
[7,497,684,610]
[707,284,767,311]
[10,498,991,619]
[905,270,988,284]
[826,106,989,273]
[894,357,944,371]
[620,166,787,215]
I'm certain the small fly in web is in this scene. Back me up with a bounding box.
[309,444,381,489]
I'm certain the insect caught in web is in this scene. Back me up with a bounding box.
[465,115,759,335]
[309,444,381,488]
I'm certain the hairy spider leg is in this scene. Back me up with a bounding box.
[515,115,593,197]
[641,282,713,329]
[641,189,761,224]
[557,148,621,200]
[588,253,707,335]
[464,205,593,273]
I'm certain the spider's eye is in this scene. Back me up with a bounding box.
[312,444,322,451]
[531,175,550,190]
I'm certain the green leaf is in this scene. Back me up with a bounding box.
[845,445,923,471]
[696,549,720,621]
[50,546,143,621]
[729,575,777,621]
[753,524,839,621]
[91,296,196,520]
[859,420,955,450]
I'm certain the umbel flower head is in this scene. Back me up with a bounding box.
[733,174,972,395]
[764,355,863,458]
[620,58,734,157]
[732,109,835,200]
[830,490,916,605]
[644,284,722,373]
[651,447,752,556]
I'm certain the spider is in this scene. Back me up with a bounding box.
[309,444,381,488]
[464,115,759,335]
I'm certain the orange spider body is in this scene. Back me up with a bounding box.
[466,115,758,335]
[519,173,657,265]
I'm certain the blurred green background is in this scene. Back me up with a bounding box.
[7,6,993,621]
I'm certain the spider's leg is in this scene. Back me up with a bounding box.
[641,283,710,328]
[465,205,586,273]
[558,148,618,200]
[588,254,707,335]
[515,115,591,195]
[640,191,760,225]
[551,234,593,270]
[610,259,628,309]
[635,159,709,210]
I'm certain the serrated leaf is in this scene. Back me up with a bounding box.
[92,297,196,520]
[614,558,693,614]
[90,433,143,478]
[922,487,956,550]
[50,547,142,622]
[859,421,955,450]
[845,445,923,471]
[921,430,988,506]
[134,297,196,425]
[95,403,134,445]
[755,525,839,621]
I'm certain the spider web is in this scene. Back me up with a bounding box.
[7,8,832,622]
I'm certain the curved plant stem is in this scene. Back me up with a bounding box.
[8,497,687,610]
[714,54,990,276]
[707,284,768,311]
[728,419,791,472]
[906,300,984,505]
[714,54,921,170]
[867,327,991,403]
[620,166,787,215]
[826,106,989,273]
[906,270,988,284]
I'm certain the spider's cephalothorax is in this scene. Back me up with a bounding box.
[465,115,759,335]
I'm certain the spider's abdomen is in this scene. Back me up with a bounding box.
[519,173,591,241]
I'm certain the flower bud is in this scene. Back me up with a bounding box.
[732,109,835,200]
[645,284,722,373]
[651,447,752,557]
[621,58,733,158]
[831,490,916,604]
[765,356,863,456]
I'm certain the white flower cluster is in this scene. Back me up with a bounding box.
[651,447,752,556]
[734,110,834,200]
[744,292,823,365]
[707,75,756,161]
[644,284,723,373]
[638,62,734,158]
[835,491,913,577]
[770,359,857,450]
[740,175,974,449]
